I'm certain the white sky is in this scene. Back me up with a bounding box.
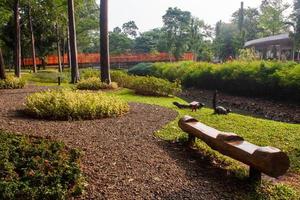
[96,0,293,32]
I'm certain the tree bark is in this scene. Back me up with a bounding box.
[14,0,21,77]
[100,0,111,84]
[0,48,6,80]
[67,27,71,69]
[56,23,62,73]
[28,6,37,73]
[62,37,66,71]
[67,0,79,84]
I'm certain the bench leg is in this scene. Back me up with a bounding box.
[249,167,262,183]
[188,134,196,147]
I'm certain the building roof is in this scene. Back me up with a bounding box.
[244,33,292,48]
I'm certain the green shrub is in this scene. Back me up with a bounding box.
[29,71,69,83]
[130,76,181,96]
[0,131,85,199]
[0,76,26,89]
[129,61,300,101]
[128,63,154,76]
[80,68,99,80]
[76,77,118,90]
[25,89,129,120]
[111,70,135,88]
[111,70,181,96]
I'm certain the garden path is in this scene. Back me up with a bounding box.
[0,86,255,199]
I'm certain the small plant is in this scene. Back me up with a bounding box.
[76,77,119,90]
[131,76,181,96]
[25,89,129,120]
[111,70,181,96]
[0,76,26,89]
[0,131,85,199]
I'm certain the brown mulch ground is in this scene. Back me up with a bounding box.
[181,88,300,124]
[0,86,258,199]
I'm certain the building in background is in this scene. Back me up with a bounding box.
[244,33,298,61]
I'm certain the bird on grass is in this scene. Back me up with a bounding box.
[173,101,205,112]
[213,90,231,115]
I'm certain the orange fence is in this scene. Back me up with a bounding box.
[23,52,194,66]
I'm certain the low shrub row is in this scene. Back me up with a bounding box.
[129,61,300,101]
[25,89,129,120]
[0,76,26,89]
[76,77,118,90]
[0,131,85,199]
[111,70,181,96]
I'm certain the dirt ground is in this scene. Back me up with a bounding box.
[0,86,265,199]
[181,88,300,124]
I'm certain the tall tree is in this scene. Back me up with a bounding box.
[292,0,300,46]
[163,7,192,60]
[14,0,21,77]
[213,22,241,60]
[232,7,261,41]
[122,21,139,38]
[0,47,5,79]
[68,0,79,83]
[100,0,111,84]
[258,0,289,36]
[109,30,133,55]
[28,5,37,73]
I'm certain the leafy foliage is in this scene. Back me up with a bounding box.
[129,61,300,101]
[76,77,118,90]
[111,70,181,97]
[0,131,85,199]
[130,76,181,97]
[25,89,129,120]
[0,76,26,89]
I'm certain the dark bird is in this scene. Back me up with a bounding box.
[173,101,205,112]
[213,90,231,115]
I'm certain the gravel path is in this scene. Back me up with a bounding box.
[0,86,254,199]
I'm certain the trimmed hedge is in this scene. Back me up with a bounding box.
[76,77,118,90]
[0,76,26,89]
[111,70,181,96]
[25,89,129,120]
[129,61,300,101]
[0,131,85,199]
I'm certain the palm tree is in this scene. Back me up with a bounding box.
[67,0,79,83]
[14,0,21,77]
[0,48,6,79]
[100,0,111,84]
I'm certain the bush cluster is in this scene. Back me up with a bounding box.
[0,131,85,199]
[25,89,129,120]
[128,63,154,76]
[76,77,118,90]
[0,76,26,89]
[130,76,181,96]
[129,61,300,101]
[111,70,181,96]
[29,71,69,83]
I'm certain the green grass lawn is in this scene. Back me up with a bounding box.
[5,70,300,199]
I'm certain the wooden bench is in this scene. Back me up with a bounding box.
[178,116,290,181]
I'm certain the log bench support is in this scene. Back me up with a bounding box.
[179,116,290,182]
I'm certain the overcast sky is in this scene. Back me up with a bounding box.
[96,0,293,32]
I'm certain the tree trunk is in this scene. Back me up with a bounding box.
[67,0,79,83]
[0,48,6,80]
[28,6,37,73]
[62,37,66,71]
[67,27,71,69]
[100,0,111,84]
[14,0,21,77]
[56,23,62,73]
